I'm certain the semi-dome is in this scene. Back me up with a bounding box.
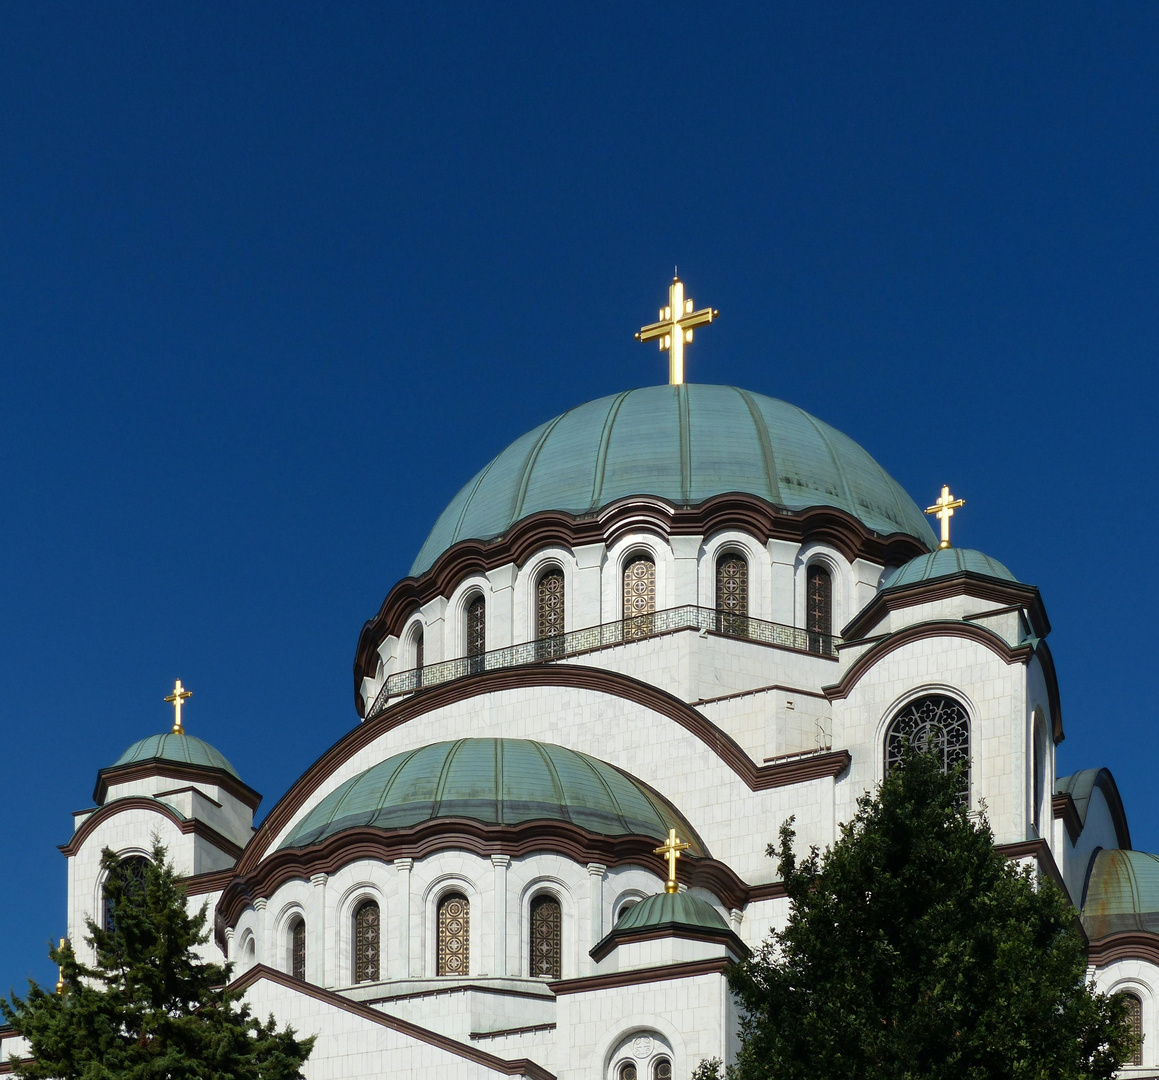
[1082,849,1159,939]
[614,890,730,934]
[411,384,936,576]
[281,738,706,852]
[880,547,1020,591]
[111,732,239,778]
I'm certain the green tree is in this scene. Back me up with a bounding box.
[4,841,313,1080]
[727,750,1134,1080]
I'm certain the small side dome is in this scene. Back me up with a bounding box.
[112,733,239,779]
[281,738,706,852]
[614,891,730,934]
[881,547,1019,591]
[1082,849,1159,939]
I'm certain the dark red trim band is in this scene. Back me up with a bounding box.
[59,797,244,861]
[549,956,731,995]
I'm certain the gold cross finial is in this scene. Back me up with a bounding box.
[164,679,192,734]
[653,827,692,894]
[924,484,965,550]
[635,276,718,386]
[56,937,66,996]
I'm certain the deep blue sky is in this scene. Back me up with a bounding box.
[3,5,1157,988]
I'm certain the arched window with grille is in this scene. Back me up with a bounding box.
[352,899,380,983]
[618,1064,637,1080]
[529,894,562,978]
[884,694,971,803]
[466,595,486,674]
[806,563,833,655]
[536,569,566,659]
[412,625,424,689]
[623,554,656,640]
[290,916,306,980]
[103,854,150,933]
[1032,713,1045,835]
[716,552,748,636]
[652,1061,672,1080]
[1121,992,1144,1066]
[437,893,470,976]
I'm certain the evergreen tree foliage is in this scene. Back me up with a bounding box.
[3,842,313,1080]
[727,750,1134,1080]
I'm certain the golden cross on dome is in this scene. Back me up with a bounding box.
[164,679,192,734]
[925,484,965,550]
[55,937,66,996]
[653,827,691,894]
[635,275,718,386]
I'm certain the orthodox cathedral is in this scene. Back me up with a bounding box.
[6,279,1158,1078]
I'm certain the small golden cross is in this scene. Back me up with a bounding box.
[164,679,192,734]
[55,938,66,996]
[653,827,691,894]
[636,276,718,386]
[925,484,965,550]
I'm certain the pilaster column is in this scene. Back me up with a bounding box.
[394,859,413,979]
[767,539,799,626]
[310,873,327,985]
[586,863,606,972]
[572,543,606,629]
[491,855,511,977]
[253,897,268,967]
[224,926,235,964]
[421,596,448,664]
[486,565,517,650]
[669,535,702,609]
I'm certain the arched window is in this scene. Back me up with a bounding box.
[716,552,749,636]
[806,563,833,655]
[623,554,656,640]
[103,854,150,933]
[529,894,562,979]
[536,569,566,659]
[466,595,486,674]
[885,694,971,802]
[412,625,424,689]
[437,893,470,976]
[1032,717,1044,835]
[615,898,639,924]
[618,1065,637,1080]
[1121,992,1144,1066]
[653,1061,672,1080]
[352,900,380,983]
[290,916,306,980]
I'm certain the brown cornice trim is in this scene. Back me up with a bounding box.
[58,797,244,862]
[366,982,554,1007]
[1086,932,1159,968]
[355,494,931,711]
[218,819,761,929]
[94,760,262,812]
[549,956,731,995]
[228,965,555,1080]
[236,663,851,876]
[746,881,788,903]
[994,838,1066,893]
[692,682,829,708]
[1053,793,1082,845]
[589,923,749,963]
[1035,639,1065,745]
[841,572,1050,643]
[185,867,238,897]
[471,1022,557,1041]
[824,622,1034,702]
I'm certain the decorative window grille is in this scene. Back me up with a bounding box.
[466,596,486,674]
[103,855,149,933]
[618,1065,637,1080]
[352,900,380,983]
[653,1062,672,1080]
[413,627,424,688]
[290,917,306,980]
[884,695,971,802]
[623,555,656,640]
[529,894,562,978]
[536,570,566,658]
[437,893,470,976]
[716,553,749,635]
[1122,992,1144,1065]
[806,564,832,654]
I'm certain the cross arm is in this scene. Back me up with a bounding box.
[635,320,671,343]
[677,307,718,331]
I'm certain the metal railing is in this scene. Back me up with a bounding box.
[368,606,839,717]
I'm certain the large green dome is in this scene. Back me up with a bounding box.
[281,738,706,852]
[411,384,936,576]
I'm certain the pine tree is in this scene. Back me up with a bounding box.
[727,750,1135,1080]
[3,841,313,1080]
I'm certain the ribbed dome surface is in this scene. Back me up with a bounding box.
[281,738,705,852]
[112,733,239,778]
[1082,849,1159,939]
[881,547,1019,590]
[411,384,936,575]
[614,891,730,933]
